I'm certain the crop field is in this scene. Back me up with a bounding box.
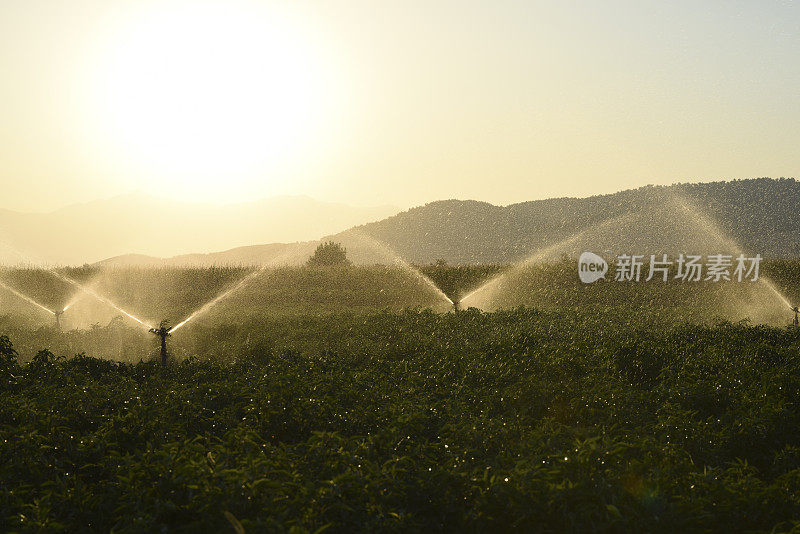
[2,263,800,532]
[5,0,800,529]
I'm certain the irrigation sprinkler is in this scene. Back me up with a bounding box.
[149,321,172,366]
[0,244,155,333]
[453,299,461,312]
[792,306,799,327]
[54,309,64,330]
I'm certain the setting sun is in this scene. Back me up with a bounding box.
[88,1,337,194]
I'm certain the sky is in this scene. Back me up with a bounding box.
[0,0,799,212]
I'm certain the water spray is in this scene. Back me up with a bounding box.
[169,266,268,333]
[460,213,637,309]
[671,194,794,317]
[169,232,457,334]
[0,270,151,332]
[0,278,55,317]
[0,242,152,331]
[148,321,172,366]
[349,230,454,307]
[0,273,78,330]
[56,274,152,329]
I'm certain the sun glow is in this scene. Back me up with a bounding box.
[89,1,338,196]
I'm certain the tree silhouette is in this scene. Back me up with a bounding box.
[0,335,17,379]
[307,241,350,267]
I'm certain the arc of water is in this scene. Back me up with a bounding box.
[171,231,456,333]
[170,239,325,333]
[59,288,86,313]
[49,271,153,329]
[348,229,453,305]
[1,226,453,331]
[0,278,55,316]
[461,192,793,319]
[170,266,269,333]
[0,235,152,329]
[62,298,78,312]
[60,281,100,313]
[460,212,637,307]
[0,236,77,314]
[669,193,793,310]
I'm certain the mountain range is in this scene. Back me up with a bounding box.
[350,177,800,263]
[2,178,799,266]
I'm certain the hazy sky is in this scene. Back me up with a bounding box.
[1,0,798,212]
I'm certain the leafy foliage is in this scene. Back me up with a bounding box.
[0,334,18,385]
[2,308,800,532]
[307,242,350,267]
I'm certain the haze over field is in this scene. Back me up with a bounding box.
[0,194,397,265]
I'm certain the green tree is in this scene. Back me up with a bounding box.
[307,241,350,267]
[0,335,18,385]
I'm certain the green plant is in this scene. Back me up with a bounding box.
[307,242,350,267]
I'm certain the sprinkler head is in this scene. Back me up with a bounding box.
[149,320,173,338]
[453,299,461,312]
[149,326,172,337]
[53,309,64,330]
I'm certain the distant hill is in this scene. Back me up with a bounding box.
[0,194,398,265]
[93,178,800,267]
[336,178,800,263]
[98,242,318,268]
